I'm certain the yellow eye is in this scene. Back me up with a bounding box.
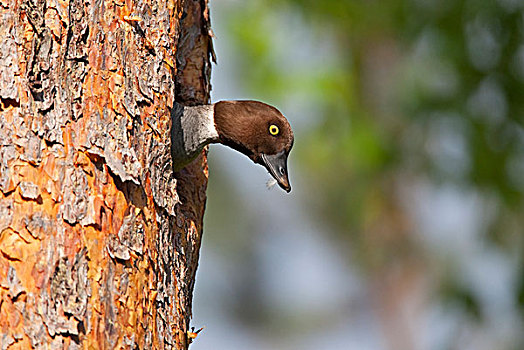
[269,124,279,135]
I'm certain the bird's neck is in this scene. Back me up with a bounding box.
[171,103,219,171]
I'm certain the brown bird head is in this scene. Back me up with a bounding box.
[214,100,294,192]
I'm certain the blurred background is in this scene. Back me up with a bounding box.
[191,0,524,349]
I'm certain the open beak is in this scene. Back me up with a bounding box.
[260,151,291,193]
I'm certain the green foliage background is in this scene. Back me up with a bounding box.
[201,0,524,348]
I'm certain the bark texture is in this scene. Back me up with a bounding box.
[0,0,213,348]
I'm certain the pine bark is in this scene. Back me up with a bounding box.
[0,0,213,348]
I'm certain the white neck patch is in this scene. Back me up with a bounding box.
[171,103,219,171]
[180,104,218,153]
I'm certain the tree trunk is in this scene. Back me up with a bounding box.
[0,0,213,348]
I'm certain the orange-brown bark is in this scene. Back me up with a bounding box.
[0,0,212,348]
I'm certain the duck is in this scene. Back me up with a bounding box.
[171,100,294,192]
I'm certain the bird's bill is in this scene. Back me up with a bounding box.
[260,151,291,193]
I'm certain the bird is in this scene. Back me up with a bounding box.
[171,100,294,192]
